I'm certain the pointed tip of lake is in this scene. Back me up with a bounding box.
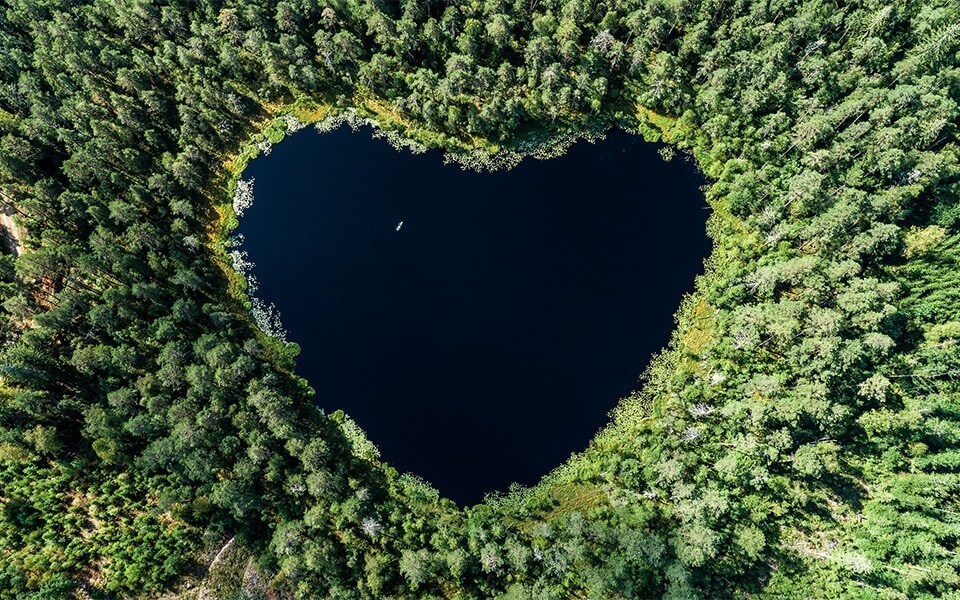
[238,126,709,505]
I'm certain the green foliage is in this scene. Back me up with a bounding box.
[0,0,958,597]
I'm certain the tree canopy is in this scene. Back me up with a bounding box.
[0,0,958,597]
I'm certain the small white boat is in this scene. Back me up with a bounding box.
[396,221,403,231]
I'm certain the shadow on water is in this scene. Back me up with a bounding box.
[238,126,709,505]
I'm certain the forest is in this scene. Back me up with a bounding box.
[0,0,958,598]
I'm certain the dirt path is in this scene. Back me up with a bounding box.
[0,191,23,256]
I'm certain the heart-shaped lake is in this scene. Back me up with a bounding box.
[237,126,708,504]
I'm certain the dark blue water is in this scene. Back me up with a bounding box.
[239,126,708,505]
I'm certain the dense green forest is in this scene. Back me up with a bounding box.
[0,0,958,597]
